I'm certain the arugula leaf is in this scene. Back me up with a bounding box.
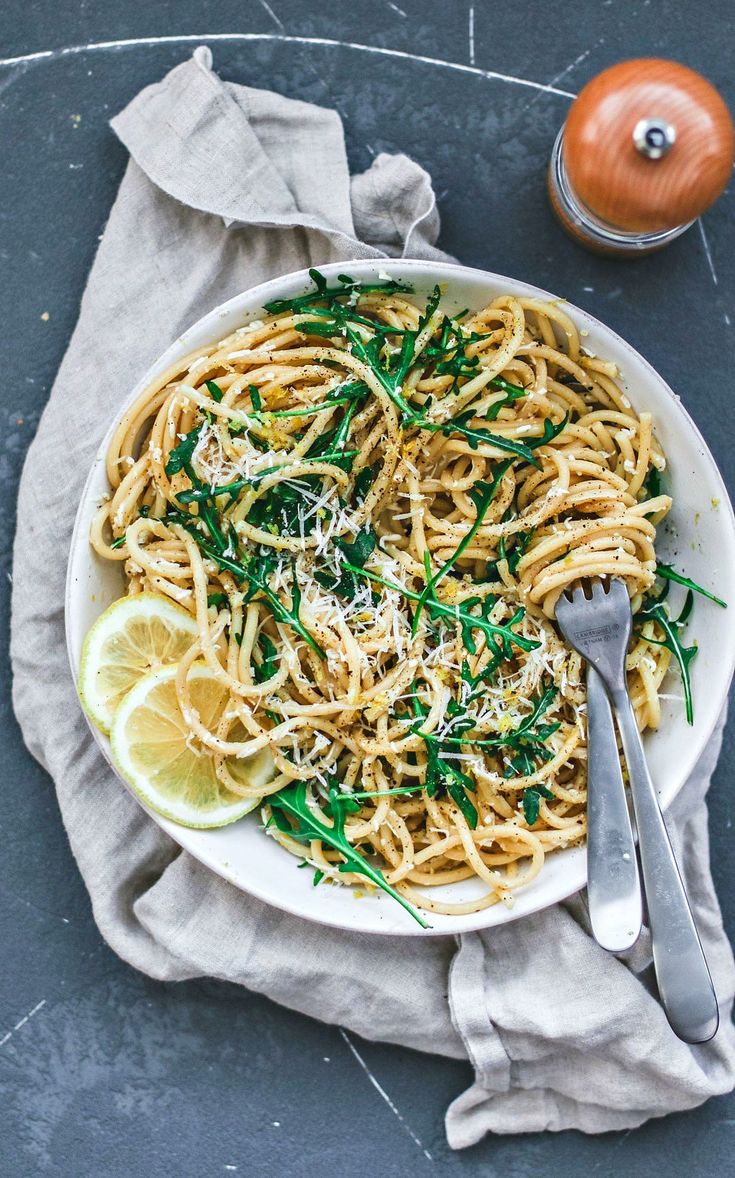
[323,781,363,818]
[263,268,413,315]
[408,685,479,827]
[638,590,698,724]
[110,534,126,550]
[427,413,568,468]
[198,502,228,554]
[416,685,559,752]
[408,681,559,809]
[294,282,441,423]
[172,516,326,660]
[656,562,726,609]
[337,527,377,567]
[303,385,368,472]
[268,780,428,927]
[260,380,367,420]
[427,412,538,464]
[252,633,278,683]
[522,784,554,826]
[341,323,421,420]
[176,450,359,509]
[497,527,535,577]
[425,744,478,828]
[341,561,539,655]
[315,528,377,600]
[267,806,293,835]
[456,607,526,701]
[423,317,527,401]
[644,466,662,499]
[333,784,428,802]
[503,727,558,778]
[413,463,511,633]
[353,461,381,503]
[165,435,238,561]
[205,379,224,402]
[247,474,321,538]
[527,415,569,450]
[165,424,204,476]
[486,376,529,404]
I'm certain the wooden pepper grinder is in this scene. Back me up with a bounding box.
[548,58,735,255]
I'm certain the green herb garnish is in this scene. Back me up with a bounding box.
[425,412,568,470]
[638,588,697,724]
[165,424,205,476]
[341,561,539,656]
[333,784,428,802]
[413,462,511,633]
[656,562,727,609]
[408,685,478,827]
[253,633,279,683]
[522,784,554,826]
[644,466,662,498]
[264,268,412,315]
[426,743,478,828]
[268,780,428,927]
[353,461,381,503]
[415,685,559,752]
[171,516,326,660]
[315,527,378,600]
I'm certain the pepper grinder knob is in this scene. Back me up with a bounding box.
[548,58,735,255]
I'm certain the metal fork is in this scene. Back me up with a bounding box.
[556,577,719,1044]
[583,663,642,952]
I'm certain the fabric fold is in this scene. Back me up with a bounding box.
[11,48,735,1149]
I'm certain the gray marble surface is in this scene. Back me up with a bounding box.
[1,2,734,1173]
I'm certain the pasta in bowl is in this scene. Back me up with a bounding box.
[66,260,735,934]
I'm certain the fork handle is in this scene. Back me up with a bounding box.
[586,666,642,952]
[612,688,719,1043]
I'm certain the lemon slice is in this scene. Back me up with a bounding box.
[79,593,199,734]
[110,662,276,828]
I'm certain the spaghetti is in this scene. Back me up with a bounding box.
[90,271,678,923]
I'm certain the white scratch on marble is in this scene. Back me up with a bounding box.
[339,1028,433,1161]
[590,1127,633,1172]
[0,999,46,1049]
[545,45,593,91]
[0,35,576,98]
[0,61,31,98]
[698,218,719,286]
[520,43,596,114]
[257,0,284,31]
[386,1,407,16]
[468,5,476,65]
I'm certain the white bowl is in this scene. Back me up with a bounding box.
[66,259,735,936]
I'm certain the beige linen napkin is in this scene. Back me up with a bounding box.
[11,47,735,1148]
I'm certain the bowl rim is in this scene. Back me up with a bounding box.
[65,257,735,936]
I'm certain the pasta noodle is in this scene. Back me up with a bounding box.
[90,272,675,920]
